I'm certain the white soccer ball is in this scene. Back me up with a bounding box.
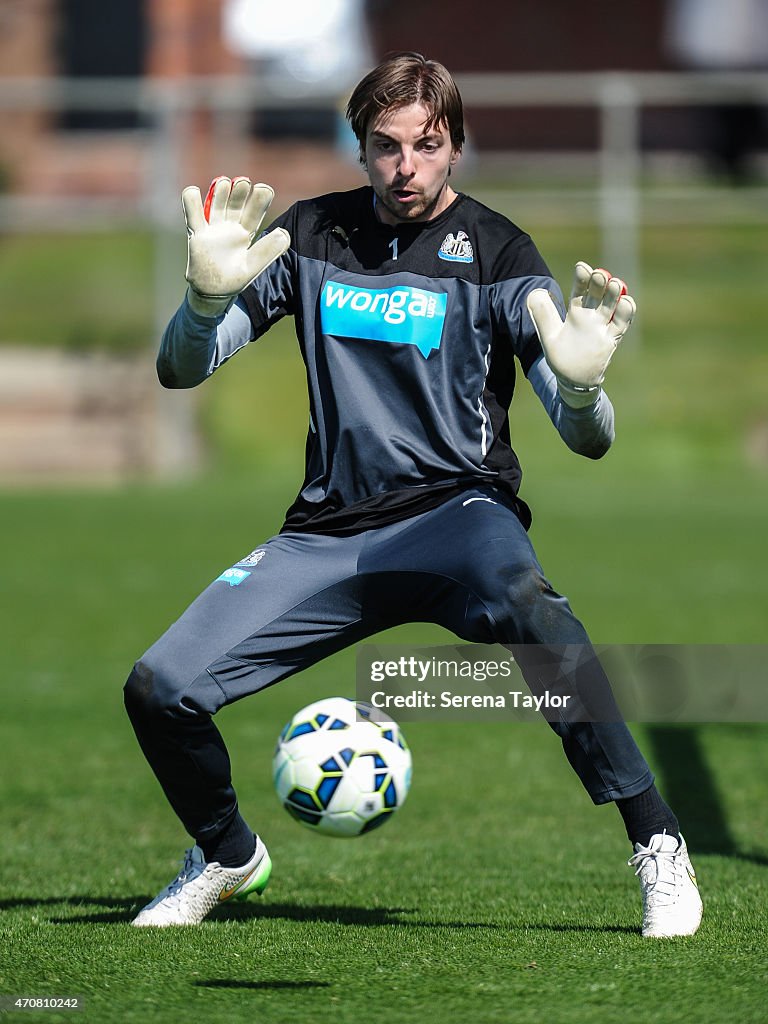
[272,697,412,837]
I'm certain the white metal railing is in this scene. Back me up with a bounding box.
[2,70,766,471]
[2,69,768,257]
[455,71,768,284]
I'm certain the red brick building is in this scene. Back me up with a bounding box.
[0,0,678,203]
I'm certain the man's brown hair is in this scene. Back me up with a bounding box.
[346,51,465,163]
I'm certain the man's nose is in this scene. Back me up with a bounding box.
[397,148,416,177]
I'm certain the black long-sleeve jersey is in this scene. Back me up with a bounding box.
[159,185,614,535]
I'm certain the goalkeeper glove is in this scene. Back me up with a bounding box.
[181,175,291,316]
[526,262,636,407]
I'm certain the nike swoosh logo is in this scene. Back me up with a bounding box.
[462,497,497,507]
[219,867,257,902]
[686,866,698,888]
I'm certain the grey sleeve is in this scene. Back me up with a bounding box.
[488,273,560,374]
[526,353,615,459]
[156,295,254,389]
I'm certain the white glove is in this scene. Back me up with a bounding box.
[181,175,291,316]
[526,262,636,408]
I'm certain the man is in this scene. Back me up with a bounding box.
[125,52,702,937]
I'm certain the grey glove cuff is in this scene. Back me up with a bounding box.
[185,286,236,317]
[556,379,602,409]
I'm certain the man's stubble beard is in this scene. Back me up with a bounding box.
[372,179,450,225]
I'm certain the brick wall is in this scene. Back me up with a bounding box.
[0,0,678,202]
[0,0,58,189]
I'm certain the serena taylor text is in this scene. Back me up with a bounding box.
[370,691,572,711]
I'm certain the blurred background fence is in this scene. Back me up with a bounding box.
[3,69,768,262]
[1,0,768,484]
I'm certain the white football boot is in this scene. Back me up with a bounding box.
[628,830,702,938]
[131,836,271,927]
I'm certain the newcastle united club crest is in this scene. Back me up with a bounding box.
[438,230,474,263]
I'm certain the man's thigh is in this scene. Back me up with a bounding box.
[366,487,541,580]
[361,486,583,644]
[138,530,369,713]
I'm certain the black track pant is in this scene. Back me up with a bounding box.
[124,487,653,843]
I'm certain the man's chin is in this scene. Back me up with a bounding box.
[381,196,432,223]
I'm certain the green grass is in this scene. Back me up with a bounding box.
[0,231,174,352]
[1,212,767,1022]
[0,475,766,1023]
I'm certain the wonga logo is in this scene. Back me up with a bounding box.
[321,281,447,358]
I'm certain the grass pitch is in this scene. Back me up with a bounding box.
[1,216,767,1022]
[1,474,766,1024]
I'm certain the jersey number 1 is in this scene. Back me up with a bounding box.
[388,237,399,261]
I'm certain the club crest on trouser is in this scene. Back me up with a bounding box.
[438,230,474,263]
[237,549,267,567]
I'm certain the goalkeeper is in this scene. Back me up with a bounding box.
[125,51,702,938]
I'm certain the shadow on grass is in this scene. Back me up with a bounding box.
[647,725,768,867]
[0,896,501,929]
[205,902,503,929]
[3,897,650,935]
[194,980,330,991]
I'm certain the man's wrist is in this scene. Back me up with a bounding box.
[556,378,602,409]
[185,286,235,317]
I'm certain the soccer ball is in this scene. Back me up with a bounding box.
[272,697,412,837]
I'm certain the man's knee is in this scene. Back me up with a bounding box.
[503,564,552,605]
[468,562,583,645]
[124,657,219,723]
[124,659,166,724]
[481,562,554,621]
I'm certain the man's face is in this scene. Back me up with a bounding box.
[364,102,461,226]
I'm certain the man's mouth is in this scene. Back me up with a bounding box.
[392,188,418,202]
